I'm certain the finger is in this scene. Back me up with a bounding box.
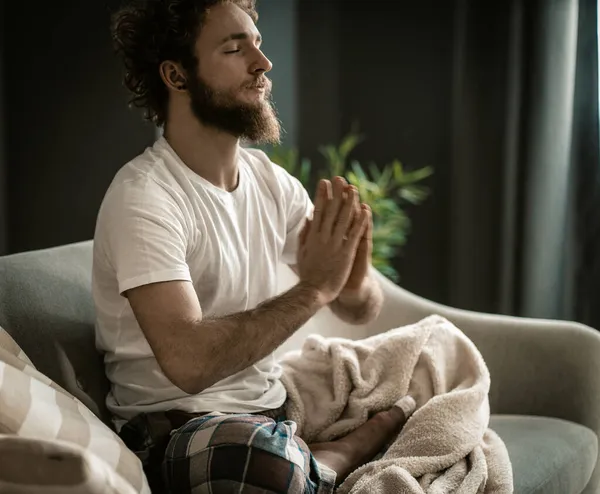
[320,176,346,238]
[332,186,358,243]
[357,204,373,255]
[311,180,331,234]
[362,204,372,240]
[348,198,362,235]
[345,207,369,253]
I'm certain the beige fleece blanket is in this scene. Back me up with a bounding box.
[279,314,513,493]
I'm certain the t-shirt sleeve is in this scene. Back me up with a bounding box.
[275,166,314,266]
[99,177,193,295]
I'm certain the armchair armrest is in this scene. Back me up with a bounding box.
[366,270,600,432]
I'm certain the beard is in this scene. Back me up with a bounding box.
[187,72,281,145]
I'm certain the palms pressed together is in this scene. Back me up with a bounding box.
[300,180,373,294]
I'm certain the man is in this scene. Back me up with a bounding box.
[94,0,410,491]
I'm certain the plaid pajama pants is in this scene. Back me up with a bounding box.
[119,407,337,494]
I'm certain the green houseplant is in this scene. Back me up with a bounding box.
[268,129,433,282]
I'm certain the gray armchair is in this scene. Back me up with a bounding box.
[0,241,597,493]
[278,265,600,494]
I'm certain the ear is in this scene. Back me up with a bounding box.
[159,60,188,92]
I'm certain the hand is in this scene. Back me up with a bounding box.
[340,201,373,294]
[296,177,369,306]
[299,182,373,297]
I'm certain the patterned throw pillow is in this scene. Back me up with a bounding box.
[0,326,150,493]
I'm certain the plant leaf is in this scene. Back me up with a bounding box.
[392,160,404,182]
[282,127,434,283]
[398,185,430,204]
[338,131,363,160]
[378,165,394,192]
[398,166,434,185]
[350,161,368,182]
[368,163,380,183]
[299,158,312,189]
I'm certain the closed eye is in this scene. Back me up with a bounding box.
[224,49,241,54]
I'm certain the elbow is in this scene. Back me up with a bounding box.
[330,277,384,325]
[159,355,214,395]
[172,374,205,395]
[330,296,383,326]
[343,309,380,326]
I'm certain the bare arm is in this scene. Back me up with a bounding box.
[290,266,383,325]
[126,279,324,395]
[127,178,366,395]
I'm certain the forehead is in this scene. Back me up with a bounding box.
[198,3,260,47]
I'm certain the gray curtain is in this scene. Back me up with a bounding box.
[518,0,579,319]
[295,0,599,318]
[574,0,600,329]
[449,0,598,322]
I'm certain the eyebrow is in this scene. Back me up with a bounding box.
[220,32,262,45]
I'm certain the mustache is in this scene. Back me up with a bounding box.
[245,77,271,90]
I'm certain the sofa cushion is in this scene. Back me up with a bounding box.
[490,415,598,494]
[0,325,150,493]
[0,241,110,423]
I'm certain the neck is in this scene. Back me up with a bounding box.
[163,107,240,192]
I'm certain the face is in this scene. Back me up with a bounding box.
[186,3,280,143]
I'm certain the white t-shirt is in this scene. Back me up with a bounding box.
[92,137,312,427]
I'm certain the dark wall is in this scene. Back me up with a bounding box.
[341,1,456,305]
[4,1,155,254]
[2,1,300,255]
[0,1,6,255]
[297,1,344,156]
[298,0,456,304]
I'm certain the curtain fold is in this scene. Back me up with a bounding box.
[450,0,598,322]
[519,0,580,319]
[573,0,600,329]
[499,0,525,315]
[448,0,512,313]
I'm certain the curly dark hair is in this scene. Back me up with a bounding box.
[111,0,258,126]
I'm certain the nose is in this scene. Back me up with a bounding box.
[251,49,272,75]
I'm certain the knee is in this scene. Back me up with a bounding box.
[163,413,311,493]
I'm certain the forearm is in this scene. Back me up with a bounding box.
[328,275,383,325]
[173,282,323,394]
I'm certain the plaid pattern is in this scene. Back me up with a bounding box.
[120,408,336,493]
[163,412,336,494]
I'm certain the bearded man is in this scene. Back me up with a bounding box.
[93,1,408,492]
